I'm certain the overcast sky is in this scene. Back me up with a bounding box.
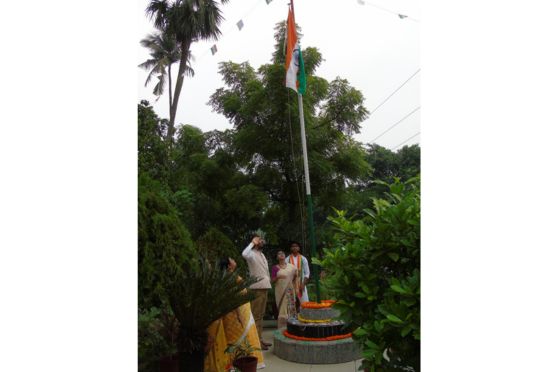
[137,0,420,150]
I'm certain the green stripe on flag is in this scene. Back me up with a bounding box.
[298,48,306,95]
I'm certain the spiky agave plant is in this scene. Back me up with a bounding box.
[166,257,259,372]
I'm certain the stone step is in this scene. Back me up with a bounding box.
[272,329,361,364]
[299,306,340,321]
[287,318,349,339]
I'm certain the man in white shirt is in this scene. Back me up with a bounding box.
[242,235,272,349]
[286,241,310,303]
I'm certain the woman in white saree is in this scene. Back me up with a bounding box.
[271,250,298,329]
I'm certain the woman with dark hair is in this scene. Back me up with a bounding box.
[218,257,265,368]
[271,250,298,329]
[218,256,234,272]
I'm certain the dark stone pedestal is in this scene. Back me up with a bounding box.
[272,329,361,364]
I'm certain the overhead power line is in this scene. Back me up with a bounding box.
[372,106,420,143]
[391,132,420,151]
[368,69,420,118]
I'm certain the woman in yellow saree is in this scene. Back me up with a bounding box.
[219,257,265,370]
[204,317,228,372]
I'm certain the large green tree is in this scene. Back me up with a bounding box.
[138,100,169,183]
[146,0,230,144]
[138,102,259,372]
[208,23,371,251]
[341,143,421,219]
[365,143,420,184]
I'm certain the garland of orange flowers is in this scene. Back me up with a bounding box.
[301,300,336,309]
[283,330,352,342]
[297,314,332,323]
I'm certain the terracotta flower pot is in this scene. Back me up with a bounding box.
[232,356,258,372]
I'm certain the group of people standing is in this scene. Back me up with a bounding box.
[243,235,310,345]
[204,234,311,371]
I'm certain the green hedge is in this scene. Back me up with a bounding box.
[318,177,420,371]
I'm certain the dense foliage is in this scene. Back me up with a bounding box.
[207,24,371,249]
[138,306,179,370]
[319,178,420,371]
[138,20,421,371]
[138,22,420,256]
[138,172,196,310]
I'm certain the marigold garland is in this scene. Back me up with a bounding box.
[297,314,332,323]
[283,330,352,342]
[301,300,336,309]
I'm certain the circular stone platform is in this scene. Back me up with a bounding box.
[273,329,361,364]
[299,306,340,321]
[287,318,349,338]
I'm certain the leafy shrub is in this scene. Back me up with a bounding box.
[195,227,249,275]
[138,306,179,371]
[318,177,420,371]
[138,173,196,309]
[138,101,169,182]
[196,227,236,261]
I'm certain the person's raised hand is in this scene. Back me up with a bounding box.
[251,236,261,246]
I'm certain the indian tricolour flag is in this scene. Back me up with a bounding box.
[285,5,306,95]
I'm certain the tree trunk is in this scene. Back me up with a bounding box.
[168,64,173,125]
[168,40,190,145]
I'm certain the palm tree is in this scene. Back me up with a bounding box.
[139,31,187,127]
[146,0,229,144]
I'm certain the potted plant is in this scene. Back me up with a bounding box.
[225,339,260,372]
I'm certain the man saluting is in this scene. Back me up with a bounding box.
[285,241,310,304]
[242,234,272,350]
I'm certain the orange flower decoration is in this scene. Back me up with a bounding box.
[301,300,336,309]
[283,330,352,342]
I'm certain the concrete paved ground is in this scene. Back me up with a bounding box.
[260,328,363,372]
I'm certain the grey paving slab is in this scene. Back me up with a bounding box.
[309,361,356,372]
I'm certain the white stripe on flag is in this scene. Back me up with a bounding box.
[286,42,300,92]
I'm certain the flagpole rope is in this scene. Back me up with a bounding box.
[287,86,308,254]
[285,0,308,253]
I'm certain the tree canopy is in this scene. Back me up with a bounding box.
[137,21,421,370]
[138,29,420,258]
